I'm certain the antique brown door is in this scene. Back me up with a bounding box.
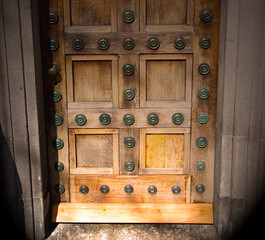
[40,0,219,223]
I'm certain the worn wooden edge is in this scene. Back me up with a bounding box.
[52,203,213,223]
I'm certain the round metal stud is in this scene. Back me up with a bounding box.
[55,184,65,194]
[79,185,89,195]
[196,161,206,171]
[200,36,212,49]
[98,38,110,50]
[51,114,63,126]
[72,38,85,50]
[48,64,61,76]
[54,162,64,172]
[53,138,64,150]
[123,114,135,125]
[172,186,181,195]
[100,185,110,194]
[148,185,157,195]
[51,90,62,102]
[124,137,135,148]
[123,64,135,76]
[198,63,211,75]
[125,161,135,172]
[148,37,160,50]
[147,113,159,125]
[174,37,186,50]
[123,89,135,101]
[99,114,111,125]
[124,185,134,194]
[172,113,184,125]
[195,184,205,194]
[123,38,135,50]
[47,38,59,51]
[47,12,59,24]
[196,137,208,148]
[123,10,135,23]
[197,113,209,124]
[75,114,87,126]
[198,88,210,100]
[200,9,213,23]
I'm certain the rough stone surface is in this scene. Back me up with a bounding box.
[46,224,219,240]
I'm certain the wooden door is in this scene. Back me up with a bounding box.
[40,0,219,223]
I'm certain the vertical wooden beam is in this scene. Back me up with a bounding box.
[40,0,69,202]
[190,0,220,202]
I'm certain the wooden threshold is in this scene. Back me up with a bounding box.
[52,203,213,224]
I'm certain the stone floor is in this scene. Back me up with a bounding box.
[46,224,220,240]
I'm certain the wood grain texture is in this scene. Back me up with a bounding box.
[190,0,220,203]
[140,0,194,32]
[76,134,113,167]
[73,61,112,102]
[64,32,194,54]
[119,128,139,175]
[140,54,192,108]
[66,55,118,108]
[146,0,187,25]
[52,203,213,223]
[70,175,191,203]
[145,134,184,169]
[69,129,119,175]
[119,55,139,109]
[40,0,69,202]
[146,60,185,101]
[64,0,118,32]
[140,128,190,175]
[68,108,191,129]
[70,0,112,26]
[117,0,139,32]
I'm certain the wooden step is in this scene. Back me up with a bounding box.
[52,203,213,224]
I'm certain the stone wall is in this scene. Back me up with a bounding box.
[0,0,49,239]
[214,0,265,238]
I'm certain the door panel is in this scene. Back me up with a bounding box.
[66,55,119,109]
[40,0,219,223]
[69,129,119,174]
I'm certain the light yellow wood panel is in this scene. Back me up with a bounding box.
[165,135,184,168]
[146,134,165,168]
[52,203,213,223]
[145,134,184,169]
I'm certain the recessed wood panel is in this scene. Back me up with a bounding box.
[70,175,191,203]
[69,129,119,174]
[76,134,113,168]
[66,55,118,108]
[140,128,190,175]
[70,0,111,26]
[146,0,187,25]
[73,61,112,102]
[140,55,192,108]
[146,134,184,169]
[146,60,185,101]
